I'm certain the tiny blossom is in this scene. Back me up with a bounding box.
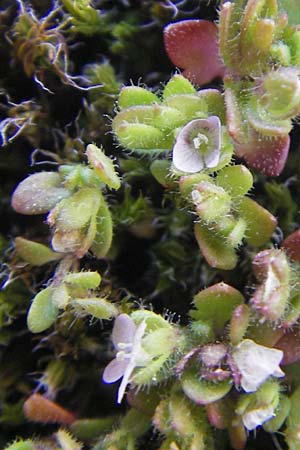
[102,314,150,404]
[172,116,221,173]
[232,339,284,393]
[242,404,276,431]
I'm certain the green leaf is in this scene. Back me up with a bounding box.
[263,395,291,432]
[91,198,113,258]
[4,441,35,450]
[216,165,253,197]
[63,271,101,289]
[236,197,277,246]
[119,86,159,108]
[191,282,244,336]
[181,370,232,405]
[15,237,62,266]
[194,222,238,270]
[27,287,59,333]
[72,298,118,319]
[86,144,121,190]
[163,74,196,99]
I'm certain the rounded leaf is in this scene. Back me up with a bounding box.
[164,20,224,85]
[191,282,244,336]
[181,370,232,405]
[194,222,238,270]
[63,271,101,289]
[27,287,59,333]
[11,172,70,215]
[236,197,277,246]
[216,165,253,197]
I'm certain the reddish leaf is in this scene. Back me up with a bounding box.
[233,131,290,177]
[164,20,224,85]
[282,229,300,263]
[23,394,75,425]
[275,331,300,365]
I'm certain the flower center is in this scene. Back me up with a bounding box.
[193,133,209,151]
[116,342,134,361]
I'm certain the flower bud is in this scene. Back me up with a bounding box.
[259,69,300,120]
[192,181,231,223]
[86,144,121,190]
[251,249,290,322]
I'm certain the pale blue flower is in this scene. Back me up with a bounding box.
[102,314,150,403]
[172,116,221,173]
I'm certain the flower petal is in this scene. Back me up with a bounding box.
[173,139,204,173]
[117,360,136,404]
[202,116,221,168]
[102,358,127,383]
[112,313,136,349]
[232,339,284,393]
[164,20,224,85]
[242,405,275,430]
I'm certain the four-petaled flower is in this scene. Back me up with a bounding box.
[102,314,150,404]
[172,116,221,173]
[232,339,284,393]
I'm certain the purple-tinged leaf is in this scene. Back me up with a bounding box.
[275,331,300,365]
[164,20,224,85]
[11,172,70,215]
[281,229,300,263]
[233,132,290,177]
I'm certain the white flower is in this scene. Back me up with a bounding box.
[232,339,284,393]
[242,404,275,430]
[102,314,150,403]
[172,116,221,173]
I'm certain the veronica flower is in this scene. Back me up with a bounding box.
[242,403,277,431]
[232,339,284,393]
[236,380,281,431]
[172,116,221,173]
[102,314,150,404]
